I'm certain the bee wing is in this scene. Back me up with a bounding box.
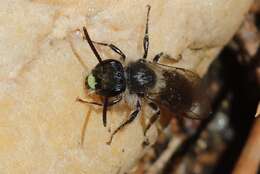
[146,61,207,120]
[148,62,201,86]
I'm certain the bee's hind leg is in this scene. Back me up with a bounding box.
[144,102,160,136]
[142,102,160,147]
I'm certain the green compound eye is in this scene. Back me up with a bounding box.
[87,74,97,90]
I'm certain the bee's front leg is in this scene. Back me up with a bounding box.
[92,41,126,62]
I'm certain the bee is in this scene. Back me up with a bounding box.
[76,5,203,145]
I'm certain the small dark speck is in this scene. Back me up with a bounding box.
[142,139,150,148]
[49,40,54,46]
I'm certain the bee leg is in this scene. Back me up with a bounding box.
[79,96,122,146]
[142,5,151,59]
[92,41,126,62]
[80,108,92,146]
[144,102,160,136]
[76,95,122,107]
[76,97,109,126]
[153,52,182,63]
[76,97,102,106]
[153,52,164,63]
[77,96,122,127]
[109,95,123,106]
[106,100,141,145]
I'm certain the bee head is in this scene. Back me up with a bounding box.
[86,59,126,97]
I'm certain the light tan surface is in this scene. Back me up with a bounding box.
[0,0,253,173]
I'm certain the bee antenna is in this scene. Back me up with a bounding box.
[83,27,103,63]
[102,97,109,127]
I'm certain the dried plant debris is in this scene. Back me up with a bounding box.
[172,98,234,174]
[256,102,260,118]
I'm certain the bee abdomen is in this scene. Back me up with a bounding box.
[160,71,193,114]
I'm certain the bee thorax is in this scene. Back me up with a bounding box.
[126,60,156,96]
